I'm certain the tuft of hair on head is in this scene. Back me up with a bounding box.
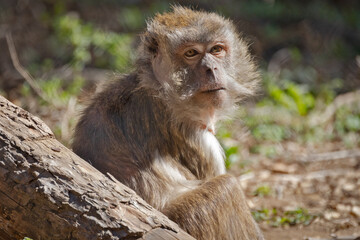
[153,6,199,29]
[139,6,230,60]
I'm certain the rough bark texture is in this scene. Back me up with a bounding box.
[0,95,195,240]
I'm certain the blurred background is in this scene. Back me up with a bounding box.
[0,0,359,239]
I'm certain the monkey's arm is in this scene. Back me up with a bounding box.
[163,174,264,240]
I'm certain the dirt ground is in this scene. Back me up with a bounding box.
[234,146,360,240]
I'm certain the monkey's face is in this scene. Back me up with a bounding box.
[172,41,231,110]
[140,7,259,124]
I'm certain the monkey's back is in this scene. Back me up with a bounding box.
[73,74,160,181]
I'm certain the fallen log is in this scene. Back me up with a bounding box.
[0,95,194,240]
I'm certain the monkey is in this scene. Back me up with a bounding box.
[72,6,264,240]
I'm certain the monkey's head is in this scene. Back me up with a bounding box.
[137,6,259,126]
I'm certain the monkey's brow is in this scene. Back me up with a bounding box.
[177,41,226,50]
[178,42,202,48]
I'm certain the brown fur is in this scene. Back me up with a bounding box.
[154,8,197,28]
[73,7,264,240]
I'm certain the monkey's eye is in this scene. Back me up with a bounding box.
[210,45,224,54]
[184,49,199,58]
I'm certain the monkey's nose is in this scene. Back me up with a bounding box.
[206,67,217,79]
[206,66,217,71]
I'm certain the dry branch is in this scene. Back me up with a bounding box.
[0,95,194,240]
[5,32,49,103]
[305,236,360,240]
[297,149,360,163]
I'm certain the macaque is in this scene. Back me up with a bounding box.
[73,6,263,240]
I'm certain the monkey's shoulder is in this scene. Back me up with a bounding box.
[92,74,163,112]
[74,74,144,142]
[91,74,140,109]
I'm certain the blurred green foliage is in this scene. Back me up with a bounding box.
[253,185,272,197]
[335,106,360,134]
[266,80,315,116]
[252,124,288,142]
[118,7,145,30]
[252,207,315,227]
[55,14,133,71]
[39,76,84,105]
[219,70,360,163]
[224,145,240,169]
[0,0,359,164]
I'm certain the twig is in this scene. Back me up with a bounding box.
[270,168,355,183]
[297,149,360,163]
[305,235,360,240]
[5,32,50,103]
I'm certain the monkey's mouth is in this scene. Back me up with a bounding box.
[202,87,226,93]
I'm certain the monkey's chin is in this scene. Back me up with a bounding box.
[194,90,227,109]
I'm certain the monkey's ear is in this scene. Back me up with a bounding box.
[142,32,159,56]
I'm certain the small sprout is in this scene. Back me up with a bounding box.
[282,208,315,226]
[252,208,270,222]
[224,146,239,169]
[253,185,272,197]
[252,207,316,227]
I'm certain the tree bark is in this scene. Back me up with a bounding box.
[0,95,195,240]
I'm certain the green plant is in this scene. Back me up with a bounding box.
[265,79,315,116]
[278,208,315,226]
[223,145,240,169]
[252,207,315,227]
[253,185,272,197]
[252,124,288,142]
[38,76,84,105]
[54,14,133,71]
[335,106,360,134]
